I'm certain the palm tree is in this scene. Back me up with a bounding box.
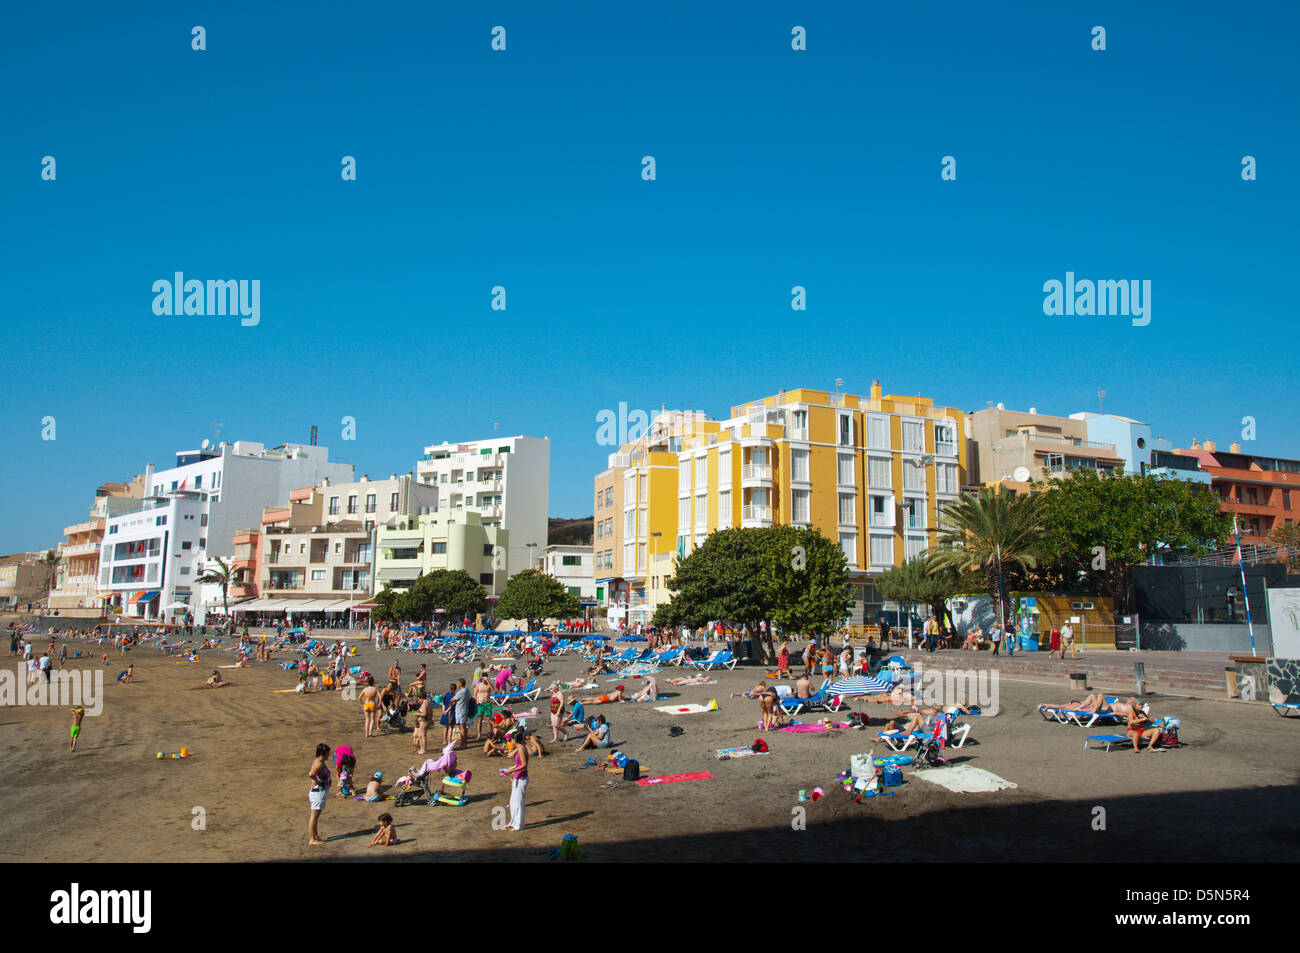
[196,556,234,627]
[925,487,1047,627]
[39,549,62,603]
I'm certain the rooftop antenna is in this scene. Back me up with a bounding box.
[1098,388,1106,414]
[309,425,318,446]
[211,421,224,443]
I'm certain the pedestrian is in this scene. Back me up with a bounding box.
[502,727,530,831]
[359,676,379,737]
[990,623,1002,657]
[549,685,568,743]
[1048,625,1062,659]
[307,743,331,846]
[69,706,85,752]
[1061,621,1076,659]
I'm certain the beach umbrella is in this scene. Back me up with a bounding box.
[502,629,525,636]
[582,634,610,642]
[616,634,647,642]
[529,630,549,637]
[406,625,425,631]
[828,676,894,696]
[288,627,306,634]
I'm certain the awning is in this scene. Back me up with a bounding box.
[353,600,377,610]
[131,590,159,604]
[233,598,292,612]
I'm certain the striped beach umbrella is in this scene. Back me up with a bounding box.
[828,676,893,696]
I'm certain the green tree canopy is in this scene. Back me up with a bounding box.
[371,570,487,628]
[195,556,234,620]
[1034,469,1231,611]
[495,568,581,633]
[659,526,852,663]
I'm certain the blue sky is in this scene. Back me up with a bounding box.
[1,0,1297,552]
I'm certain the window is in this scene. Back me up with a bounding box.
[792,489,810,523]
[678,496,690,528]
[329,497,339,515]
[903,463,926,492]
[347,495,358,514]
[695,493,707,530]
[198,538,205,548]
[905,536,926,560]
[838,414,853,446]
[1046,452,1064,472]
[868,457,892,489]
[870,535,894,566]
[791,409,808,436]
[838,493,856,525]
[155,515,166,526]
[839,533,857,566]
[596,521,603,539]
[792,449,809,482]
[109,525,119,535]
[480,573,494,585]
[718,490,732,528]
[181,541,192,550]
[935,421,956,456]
[902,420,923,453]
[694,456,707,490]
[562,555,581,567]
[679,461,691,491]
[936,462,959,494]
[299,543,307,554]
[312,570,326,581]
[364,520,374,532]
[200,513,208,526]
[838,453,854,485]
[365,494,376,513]
[870,495,893,527]
[867,415,890,450]
[179,566,190,575]
[194,475,202,489]
[483,544,494,557]
[905,498,925,529]
[718,449,731,483]
[432,542,447,554]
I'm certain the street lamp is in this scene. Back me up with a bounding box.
[896,499,914,648]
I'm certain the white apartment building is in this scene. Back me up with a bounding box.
[543,544,596,607]
[415,434,549,578]
[100,440,354,621]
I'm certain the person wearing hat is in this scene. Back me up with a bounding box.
[363,771,385,801]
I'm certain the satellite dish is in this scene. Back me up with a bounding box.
[1013,466,1031,483]
[201,439,210,450]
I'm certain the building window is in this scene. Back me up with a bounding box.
[838,493,856,525]
[347,495,358,514]
[391,492,399,510]
[902,420,924,453]
[365,494,376,513]
[837,453,854,485]
[870,494,892,528]
[694,494,707,530]
[596,521,603,539]
[903,463,926,492]
[905,535,926,560]
[562,555,581,567]
[428,542,445,554]
[312,570,326,581]
[870,535,894,566]
[480,573,494,585]
[935,421,956,456]
[194,475,202,489]
[181,541,192,550]
[792,449,810,482]
[334,541,342,553]
[936,462,959,494]
[867,415,890,450]
[329,497,339,515]
[791,409,808,437]
[792,489,810,523]
[838,414,853,446]
[605,487,613,507]
[868,457,892,489]
[840,533,857,567]
[718,450,731,483]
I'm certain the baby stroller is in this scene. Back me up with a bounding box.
[379,699,409,734]
[527,652,546,676]
[394,759,472,807]
[910,712,955,769]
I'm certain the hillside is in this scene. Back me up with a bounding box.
[548,516,593,546]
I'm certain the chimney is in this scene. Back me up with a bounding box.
[870,380,882,400]
[1204,440,1216,453]
[389,474,397,481]
[1191,439,1201,450]
[321,477,330,487]
[1229,442,1241,453]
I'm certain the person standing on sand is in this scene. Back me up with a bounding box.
[308,743,331,845]
[359,676,379,737]
[454,678,473,749]
[473,676,492,740]
[388,660,401,693]
[549,685,568,743]
[413,688,432,756]
[502,728,530,831]
[69,706,84,752]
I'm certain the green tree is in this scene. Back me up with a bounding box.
[195,556,234,621]
[370,584,404,626]
[874,555,963,628]
[926,486,1048,625]
[496,568,581,633]
[1035,469,1231,612]
[39,548,61,601]
[761,525,853,661]
[409,569,488,629]
[658,527,851,664]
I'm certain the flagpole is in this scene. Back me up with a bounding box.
[1234,517,1257,656]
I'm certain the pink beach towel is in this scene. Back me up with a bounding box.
[637,771,714,786]
[780,722,852,733]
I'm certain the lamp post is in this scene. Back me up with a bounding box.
[650,531,662,616]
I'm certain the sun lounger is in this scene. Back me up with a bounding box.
[491,679,540,703]
[1272,702,1300,717]
[1084,734,1133,752]
[877,730,926,751]
[689,650,737,671]
[778,683,844,716]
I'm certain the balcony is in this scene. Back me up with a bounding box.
[741,464,772,486]
[61,542,102,557]
[741,504,772,523]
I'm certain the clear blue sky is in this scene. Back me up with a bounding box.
[2,1,1297,552]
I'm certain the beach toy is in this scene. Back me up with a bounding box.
[156,751,164,759]
[811,787,824,801]
[180,748,189,758]
[551,833,581,861]
[797,789,808,802]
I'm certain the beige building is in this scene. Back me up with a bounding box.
[0,554,47,610]
[231,474,438,621]
[966,405,1125,495]
[48,477,146,612]
[374,510,509,597]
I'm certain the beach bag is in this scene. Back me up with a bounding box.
[623,758,640,781]
[751,738,768,753]
[882,764,904,787]
[1158,726,1180,748]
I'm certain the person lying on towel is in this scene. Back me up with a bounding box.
[581,685,626,704]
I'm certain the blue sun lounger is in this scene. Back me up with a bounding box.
[1084,734,1133,752]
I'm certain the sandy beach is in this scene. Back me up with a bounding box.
[1,633,1296,863]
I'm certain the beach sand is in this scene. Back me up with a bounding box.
[1,636,1296,862]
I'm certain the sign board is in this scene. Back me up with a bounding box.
[1070,616,1081,624]
[1266,588,1300,659]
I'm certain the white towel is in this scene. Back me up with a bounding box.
[914,765,1017,793]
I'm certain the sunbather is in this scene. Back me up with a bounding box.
[1041,693,1111,714]
[666,674,716,686]
[1126,707,1161,753]
[630,677,659,702]
[582,685,626,704]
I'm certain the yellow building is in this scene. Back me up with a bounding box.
[595,383,967,626]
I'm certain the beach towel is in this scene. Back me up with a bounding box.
[913,765,1017,793]
[637,771,713,786]
[715,747,765,760]
[654,703,713,714]
[271,689,298,694]
[780,722,852,733]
